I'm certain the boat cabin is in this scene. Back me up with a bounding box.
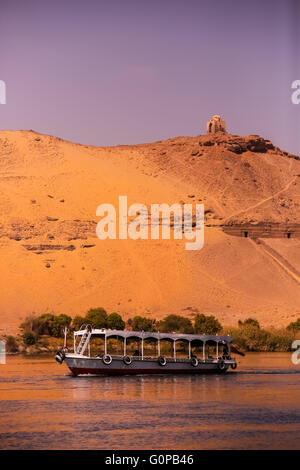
[73,327,232,361]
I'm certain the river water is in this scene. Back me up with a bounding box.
[0,353,299,450]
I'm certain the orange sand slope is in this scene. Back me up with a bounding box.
[0,130,299,334]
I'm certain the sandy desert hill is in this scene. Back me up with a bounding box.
[0,129,300,334]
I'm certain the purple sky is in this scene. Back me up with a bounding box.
[0,0,299,154]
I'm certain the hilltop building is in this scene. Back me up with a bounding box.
[206,115,226,134]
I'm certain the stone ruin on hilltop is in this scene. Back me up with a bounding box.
[206,115,226,134]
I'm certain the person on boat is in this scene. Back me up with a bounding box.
[222,344,229,359]
[133,349,139,357]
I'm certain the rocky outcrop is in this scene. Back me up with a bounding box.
[0,219,97,241]
[224,136,274,154]
[197,133,299,160]
[23,244,76,252]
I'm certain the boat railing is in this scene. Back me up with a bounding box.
[95,354,190,362]
[91,354,233,363]
[73,328,233,361]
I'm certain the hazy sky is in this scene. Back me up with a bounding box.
[0,0,299,153]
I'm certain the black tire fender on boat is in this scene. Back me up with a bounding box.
[231,362,237,370]
[123,355,132,365]
[55,350,65,364]
[217,359,226,371]
[191,357,199,367]
[102,354,112,365]
[158,356,167,366]
[55,354,62,364]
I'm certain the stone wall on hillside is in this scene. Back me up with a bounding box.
[223,223,300,239]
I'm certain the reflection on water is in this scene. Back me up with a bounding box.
[0,353,299,449]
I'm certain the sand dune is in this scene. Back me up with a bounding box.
[0,129,299,334]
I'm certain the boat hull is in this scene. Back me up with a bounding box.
[64,355,235,375]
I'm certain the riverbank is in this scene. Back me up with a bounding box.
[223,326,297,352]
[2,329,298,356]
[3,335,63,355]
[1,311,299,355]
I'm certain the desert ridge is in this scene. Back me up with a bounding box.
[0,127,299,334]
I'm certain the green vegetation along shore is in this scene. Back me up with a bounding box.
[1,308,300,355]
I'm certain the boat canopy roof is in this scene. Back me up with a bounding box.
[74,328,232,344]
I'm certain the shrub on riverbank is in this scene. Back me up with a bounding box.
[238,318,260,329]
[130,316,156,332]
[20,313,72,339]
[5,335,19,353]
[22,331,36,346]
[194,314,222,335]
[72,315,86,330]
[85,308,107,328]
[20,315,42,335]
[158,314,194,334]
[106,313,125,330]
[224,323,295,352]
[71,308,125,330]
[287,317,300,333]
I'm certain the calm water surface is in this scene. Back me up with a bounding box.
[0,353,299,450]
